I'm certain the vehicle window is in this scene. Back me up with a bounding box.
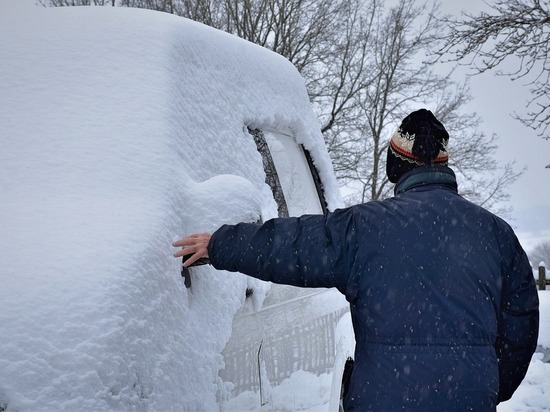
[302,149,328,215]
[248,127,328,308]
[249,128,326,217]
[249,128,289,217]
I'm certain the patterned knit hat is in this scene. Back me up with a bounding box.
[386,109,449,183]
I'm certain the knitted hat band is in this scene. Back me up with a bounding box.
[389,129,448,165]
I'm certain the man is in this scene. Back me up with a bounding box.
[173,109,539,411]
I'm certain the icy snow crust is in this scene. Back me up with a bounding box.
[0,5,342,411]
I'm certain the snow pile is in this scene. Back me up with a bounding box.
[498,353,550,412]
[498,291,550,411]
[0,5,341,411]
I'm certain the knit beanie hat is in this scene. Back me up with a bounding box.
[386,108,449,183]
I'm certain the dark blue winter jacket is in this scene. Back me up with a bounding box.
[208,165,539,411]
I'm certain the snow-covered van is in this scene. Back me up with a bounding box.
[0,5,354,411]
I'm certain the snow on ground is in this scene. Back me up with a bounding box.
[497,291,550,412]
[226,370,333,412]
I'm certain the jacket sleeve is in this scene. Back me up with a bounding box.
[495,228,539,403]
[207,208,358,292]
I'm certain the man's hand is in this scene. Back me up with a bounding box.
[173,233,212,267]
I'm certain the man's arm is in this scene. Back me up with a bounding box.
[174,209,358,291]
[495,238,539,403]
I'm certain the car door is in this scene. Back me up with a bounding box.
[217,128,350,411]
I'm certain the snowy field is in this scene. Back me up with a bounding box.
[1,2,548,411]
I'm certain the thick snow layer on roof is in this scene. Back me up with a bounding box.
[0,4,343,411]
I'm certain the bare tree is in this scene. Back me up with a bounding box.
[40,0,116,5]
[529,240,550,267]
[325,0,521,214]
[347,0,447,202]
[438,0,550,140]
[433,83,524,215]
[311,0,377,183]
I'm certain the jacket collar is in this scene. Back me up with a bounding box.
[394,165,458,196]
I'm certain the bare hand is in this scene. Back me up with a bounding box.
[173,233,212,267]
